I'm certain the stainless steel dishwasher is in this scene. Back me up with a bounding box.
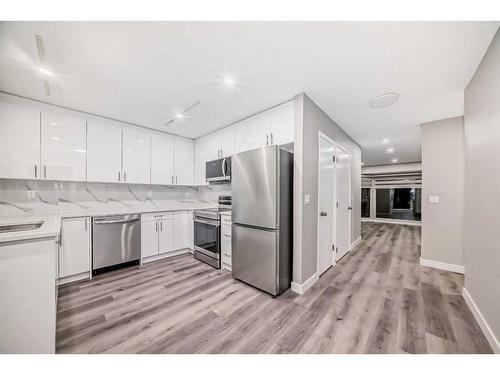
[92,214,141,274]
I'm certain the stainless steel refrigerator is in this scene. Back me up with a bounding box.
[231,145,293,296]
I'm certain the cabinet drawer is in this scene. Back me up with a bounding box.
[142,212,173,222]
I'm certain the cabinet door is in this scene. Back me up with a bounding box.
[122,127,151,184]
[249,115,271,150]
[218,127,235,157]
[234,120,252,154]
[87,120,122,183]
[141,220,159,258]
[269,103,294,145]
[174,138,194,185]
[194,137,210,185]
[41,112,87,181]
[158,219,174,254]
[173,211,189,250]
[0,101,40,180]
[187,211,194,250]
[59,218,90,278]
[151,133,174,184]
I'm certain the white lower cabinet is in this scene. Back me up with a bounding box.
[58,217,91,281]
[221,215,232,270]
[142,211,191,259]
[158,218,174,254]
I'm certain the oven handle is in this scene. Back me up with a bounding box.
[194,218,220,227]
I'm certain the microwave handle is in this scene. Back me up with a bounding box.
[222,158,227,177]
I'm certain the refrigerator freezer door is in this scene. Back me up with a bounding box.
[232,224,278,295]
[232,146,277,229]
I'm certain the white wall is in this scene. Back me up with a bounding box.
[362,162,422,175]
[463,29,500,351]
[421,116,465,268]
[293,93,361,285]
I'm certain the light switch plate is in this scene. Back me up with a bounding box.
[304,194,311,205]
[428,195,440,204]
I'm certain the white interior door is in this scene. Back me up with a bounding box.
[317,135,335,276]
[336,147,352,261]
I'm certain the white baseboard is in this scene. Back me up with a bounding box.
[361,218,421,226]
[142,248,192,264]
[350,236,362,250]
[291,272,319,295]
[57,271,90,286]
[419,257,465,274]
[462,287,500,353]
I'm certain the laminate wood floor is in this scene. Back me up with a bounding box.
[56,222,493,354]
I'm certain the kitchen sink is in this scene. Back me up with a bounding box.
[0,221,44,233]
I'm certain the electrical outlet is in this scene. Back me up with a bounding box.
[27,190,36,200]
[147,191,153,198]
[428,195,440,204]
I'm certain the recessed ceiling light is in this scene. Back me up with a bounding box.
[36,67,54,77]
[391,158,399,163]
[223,77,235,86]
[174,113,185,119]
[381,138,391,144]
[369,93,399,109]
[386,147,395,154]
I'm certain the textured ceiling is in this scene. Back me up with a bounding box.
[0,21,498,165]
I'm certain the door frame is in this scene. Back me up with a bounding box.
[335,144,352,261]
[316,131,338,275]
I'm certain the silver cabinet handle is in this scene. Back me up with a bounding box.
[224,233,231,238]
[270,133,274,144]
[118,171,121,181]
[176,176,178,184]
[266,134,269,146]
[95,218,140,225]
[320,211,328,217]
[171,175,174,184]
[348,207,352,210]
[155,222,158,232]
[124,172,127,182]
[223,254,230,258]
[161,221,163,231]
[44,165,47,179]
[34,165,37,178]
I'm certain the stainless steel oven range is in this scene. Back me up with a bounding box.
[193,196,231,269]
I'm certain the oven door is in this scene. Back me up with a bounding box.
[193,216,220,259]
[206,157,231,182]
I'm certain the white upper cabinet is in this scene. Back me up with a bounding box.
[87,119,123,183]
[217,127,235,158]
[194,136,212,185]
[122,127,151,184]
[269,102,294,146]
[234,119,252,154]
[174,137,194,185]
[41,111,87,181]
[249,115,271,150]
[0,101,40,180]
[151,133,175,185]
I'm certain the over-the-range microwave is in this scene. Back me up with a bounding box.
[206,157,231,183]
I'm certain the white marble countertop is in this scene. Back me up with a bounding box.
[0,199,217,244]
[0,214,61,244]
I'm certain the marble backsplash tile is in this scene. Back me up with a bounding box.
[0,179,231,216]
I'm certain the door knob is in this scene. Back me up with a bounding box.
[348,207,352,210]
[320,211,328,216]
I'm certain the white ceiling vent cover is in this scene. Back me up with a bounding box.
[369,93,399,109]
